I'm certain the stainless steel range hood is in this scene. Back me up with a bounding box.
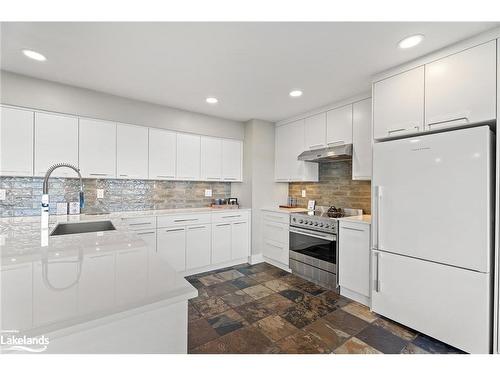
[297,144,352,162]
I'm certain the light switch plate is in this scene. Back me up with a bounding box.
[97,189,104,199]
[0,189,6,201]
[301,189,306,198]
[205,189,212,197]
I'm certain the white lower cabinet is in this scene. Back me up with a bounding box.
[261,210,290,269]
[371,250,491,354]
[1,263,33,331]
[157,227,186,272]
[211,223,232,265]
[186,224,211,270]
[231,221,249,260]
[115,247,148,306]
[79,252,115,315]
[338,221,370,305]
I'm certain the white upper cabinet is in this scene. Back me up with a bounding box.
[79,118,116,178]
[373,66,424,140]
[149,128,176,180]
[200,136,222,181]
[425,41,497,131]
[305,112,327,150]
[222,139,242,181]
[176,133,201,180]
[275,119,318,182]
[34,112,79,177]
[116,123,149,179]
[352,98,372,180]
[326,104,353,146]
[0,106,33,176]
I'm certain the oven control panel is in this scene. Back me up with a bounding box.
[290,214,337,234]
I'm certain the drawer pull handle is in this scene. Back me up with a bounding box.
[156,175,175,178]
[174,218,198,222]
[427,116,469,128]
[222,215,241,219]
[165,228,184,232]
[136,231,155,235]
[89,173,109,176]
[188,226,206,230]
[129,222,152,226]
[216,223,231,227]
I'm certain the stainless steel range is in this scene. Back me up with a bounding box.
[289,206,362,291]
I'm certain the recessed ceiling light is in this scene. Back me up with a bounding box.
[289,90,303,98]
[398,34,424,49]
[22,49,47,61]
[206,97,218,104]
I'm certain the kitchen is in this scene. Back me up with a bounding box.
[1,15,500,368]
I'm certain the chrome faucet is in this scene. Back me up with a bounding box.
[41,163,84,229]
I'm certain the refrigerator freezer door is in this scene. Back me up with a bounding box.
[372,250,491,353]
[372,126,492,272]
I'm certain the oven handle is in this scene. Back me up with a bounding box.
[289,227,335,241]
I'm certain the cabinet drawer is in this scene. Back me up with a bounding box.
[157,213,211,228]
[212,211,249,223]
[122,216,156,230]
[262,240,289,266]
[262,220,288,244]
[261,211,289,224]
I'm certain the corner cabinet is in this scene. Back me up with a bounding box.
[222,139,243,182]
[0,106,34,176]
[275,120,318,182]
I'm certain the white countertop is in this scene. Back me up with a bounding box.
[0,207,255,337]
[261,206,309,214]
[337,214,372,225]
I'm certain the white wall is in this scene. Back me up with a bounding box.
[0,71,244,139]
[232,119,288,256]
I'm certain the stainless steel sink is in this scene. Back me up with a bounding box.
[50,221,116,236]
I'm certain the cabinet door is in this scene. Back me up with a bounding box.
[352,98,372,180]
[372,250,491,354]
[134,229,157,254]
[79,118,116,178]
[200,136,222,181]
[305,112,327,150]
[326,104,353,146]
[373,66,424,140]
[115,247,148,306]
[176,133,201,180]
[186,224,211,270]
[34,112,79,177]
[0,107,34,176]
[33,260,78,325]
[157,227,186,272]
[149,128,176,180]
[339,222,370,298]
[425,41,496,131]
[79,252,115,315]
[222,139,242,181]
[116,123,149,179]
[211,223,231,264]
[1,264,33,331]
[231,221,249,260]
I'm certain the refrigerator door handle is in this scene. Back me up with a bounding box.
[375,185,382,249]
[374,251,381,292]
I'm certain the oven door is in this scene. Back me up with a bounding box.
[289,226,337,275]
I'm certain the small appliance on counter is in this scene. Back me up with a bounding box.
[211,197,239,209]
[279,196,299,209]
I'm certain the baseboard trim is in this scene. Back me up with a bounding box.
[262,256,292,273]
[339,287,370,307]
[249,253,264,265]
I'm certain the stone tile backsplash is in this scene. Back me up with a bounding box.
[289,161,371,214]
[0,177,231,217]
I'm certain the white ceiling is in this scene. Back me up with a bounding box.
[1,22,498,122]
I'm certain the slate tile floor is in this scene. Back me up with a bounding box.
[186,262,464,354]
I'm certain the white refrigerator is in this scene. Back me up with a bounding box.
[371,125,493,354]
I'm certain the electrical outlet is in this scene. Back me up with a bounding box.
[97,189,104,199]
[0,189,6,201]
[301,189,306,198]
[205,189,212,197]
